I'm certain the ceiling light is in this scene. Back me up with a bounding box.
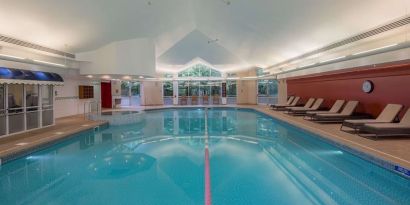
[353,43,398,56]
[101,75,111,79]
[320,56,346,63]
[86,75,93,78]
[33,59,66,67]
[0,53,25,60]
[300,63,317,68]
[123,76,131,80]
[243,76,257,79]
[139,76,144,79]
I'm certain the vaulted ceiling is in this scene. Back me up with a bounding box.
[0,0,409,72]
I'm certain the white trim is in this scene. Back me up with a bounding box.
[0,79,63,85]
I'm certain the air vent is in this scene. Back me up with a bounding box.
[0,34,75,58]
[270,16,410,69]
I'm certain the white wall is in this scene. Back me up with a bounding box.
[236,69,257,105]
[76,38,156,76]
[54,77,97,118]
[140,81,163,106]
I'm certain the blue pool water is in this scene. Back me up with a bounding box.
[0,108,409,205]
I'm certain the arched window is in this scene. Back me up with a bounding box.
[178,64,222,77]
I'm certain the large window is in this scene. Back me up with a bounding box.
[131,82,140,96]
[163,81,173,96]
[26,85,40,130]
[121,81,140,106]
[178,64,221,77]
[41,85,54,126]
[189,81,200,96]
[0,84,55,136]
[226,80,237,96]
[178,81,188,96]
[8,84,24,133]
[163,81,173,105]
[121,82,130,97]
[257,80,278,104]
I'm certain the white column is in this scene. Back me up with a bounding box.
[173,80,178,105]
[277,79,288,104]
[221,80,227,105]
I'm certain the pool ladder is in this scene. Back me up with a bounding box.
[84,101,102,119]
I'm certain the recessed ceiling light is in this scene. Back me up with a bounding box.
[33,59,66,67]
[86,75,93,78]
[139,76,144,79]
[320,56,346,63]
[353,43,398,56]
[101,75,111,79]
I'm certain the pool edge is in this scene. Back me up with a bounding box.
[0,121,109,165]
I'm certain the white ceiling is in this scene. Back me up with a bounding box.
[0,0,409,72]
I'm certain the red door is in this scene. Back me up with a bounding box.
[101,82,112,108]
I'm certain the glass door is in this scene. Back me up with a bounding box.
[41,85,54,126]
[200,81,210,105]
[25,84,40,130]
[8,84,24,134]
[211,81,221,105]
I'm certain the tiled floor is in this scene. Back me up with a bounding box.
[0,115,107,163]
[1,105,409,171]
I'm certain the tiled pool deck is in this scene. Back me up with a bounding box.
[0,115,107,164]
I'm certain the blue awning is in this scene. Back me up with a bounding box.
[0,67,63,85]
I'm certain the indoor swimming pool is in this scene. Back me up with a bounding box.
[0,108,409,205]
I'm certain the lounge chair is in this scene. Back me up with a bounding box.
[287,98,324,115]
[180,96,188,105]
[282,98,315,112]
[270,96,294,108]
[191,96,198,105]
[341,104,403,133]
[310,101,359,122]
[271,96,300,110]
[359,108,410,138]
[304,100,345,120]
[213,95,220,105]
[203,95,209,105]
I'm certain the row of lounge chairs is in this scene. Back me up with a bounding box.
[270,96,410,139]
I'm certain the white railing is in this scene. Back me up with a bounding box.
[84,101,101,119]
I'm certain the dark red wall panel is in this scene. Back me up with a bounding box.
[287,64,410,117]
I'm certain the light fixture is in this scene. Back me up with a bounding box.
[139,76,144,79]
[123,76,131,80]
[320,56,346,63]
[33,59,66,67]
[101,75,111,79]
[0,53,24,60]
[353,43,398,56]
[243,76,257,79]
[300,62,317,68]
[86,75,93,78]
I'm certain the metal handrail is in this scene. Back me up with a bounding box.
[84,100,101,119]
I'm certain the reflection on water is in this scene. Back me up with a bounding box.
[0,108,409,205]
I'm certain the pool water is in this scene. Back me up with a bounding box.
[1,108,409,205]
